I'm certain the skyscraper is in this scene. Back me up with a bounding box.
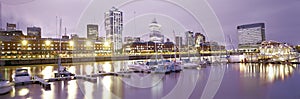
[149,18,164,43]
[175,36,183,46]
[237,23,265,52]
[185,31,194,46]
[87,24,98,40]
[27,27,41,39]
[6,23,16,31]
[104,7,123,54]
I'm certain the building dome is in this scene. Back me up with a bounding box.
[149,18,164,43]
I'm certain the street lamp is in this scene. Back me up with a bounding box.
[104,41,110,47]
[44,40,51,58]
[104,41,111,55]
[45,40,51,46]
[69,41,74,47]
[21,40,28,58]
[22,40,28,46]
[68,41,75,57]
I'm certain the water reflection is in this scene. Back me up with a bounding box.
[18,88,29,96]
[102,62,112,73]
[238,63,297,83]
[2,61,300,99]
[101,76,113,99]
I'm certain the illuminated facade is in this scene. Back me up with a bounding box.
[126,41,175,54]
[105,7,123,54]
[259,40,296,62]
[0,30,109,59]
[149,18,164,43]
[194,32,205,47]
[237,23,265,52]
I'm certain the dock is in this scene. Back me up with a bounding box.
[75,72,131,82]
[33,76,51,90]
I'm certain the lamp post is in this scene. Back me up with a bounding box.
[69,40,74,57]
[45,40,51,58]
[104,41,110,56]
[21,40,28,58]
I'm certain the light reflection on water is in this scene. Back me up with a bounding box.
[0,61,299,99]
[238,63,296,83]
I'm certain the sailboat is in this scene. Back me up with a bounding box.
[169,31,182,72]
[54,18,74,77]
[149,42,171,74]
[179,32,199,69]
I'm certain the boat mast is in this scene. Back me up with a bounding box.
[155,42,157,62]
[188,33,190,60]
[173,30,177,60]
[57,17,62,76]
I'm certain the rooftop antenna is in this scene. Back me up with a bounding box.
[64,27,67,36]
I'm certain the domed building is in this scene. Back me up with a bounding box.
[149,18,164,43]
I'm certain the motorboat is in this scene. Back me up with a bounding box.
[152,64,171,74]
[54,66,75,77]
[54,19,75,77]
[0,75,13,94]
[128,61,150,72]
[199,58,211,65]
[13,68,31,84]
[150,60,172,74]
[170,61,182,72]
[181,59,199,69]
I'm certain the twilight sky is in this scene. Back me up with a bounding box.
[1,0,300,48]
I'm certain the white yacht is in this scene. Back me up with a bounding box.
[13,68,31,83]
[128,61,150,72]
[181,59,199,69]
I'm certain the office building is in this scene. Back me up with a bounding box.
[237,23,265,52]
[175,36,183,46]
[87,24,98,40]
[185,31,194,46]
[27,27,41,39]
[104,7,123,54]
[6,23,16,31]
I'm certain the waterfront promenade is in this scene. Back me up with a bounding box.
[0,52,242,66]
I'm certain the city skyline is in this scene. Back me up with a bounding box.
[1,0,300,47]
